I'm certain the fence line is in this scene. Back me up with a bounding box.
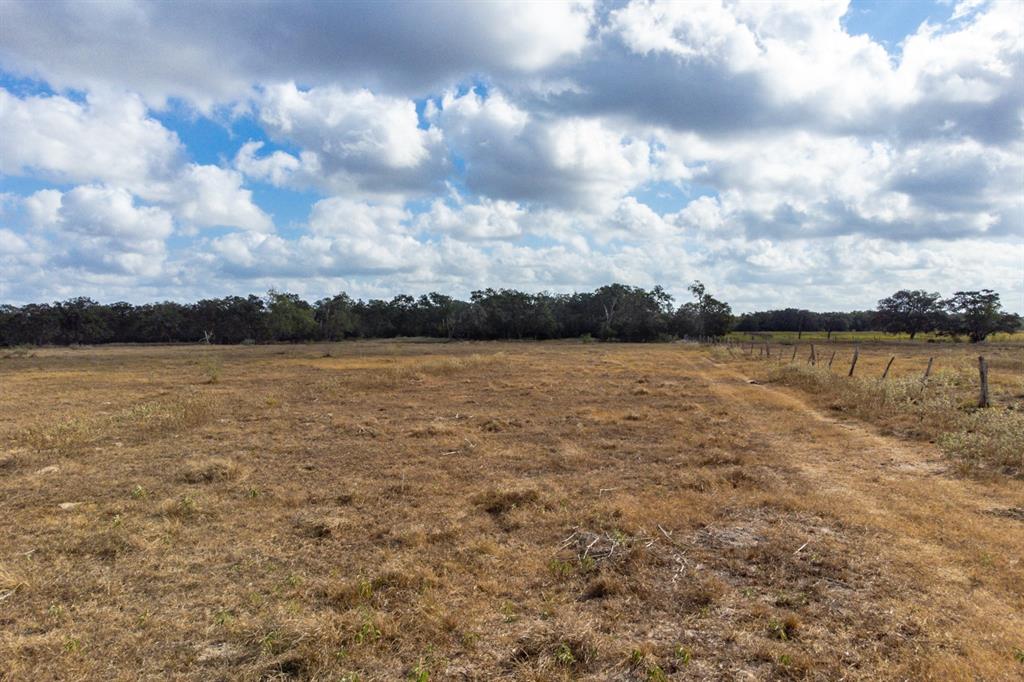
[704,338,994,408]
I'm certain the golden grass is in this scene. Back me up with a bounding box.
[0,341,1021,679]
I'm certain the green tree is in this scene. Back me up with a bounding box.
[685,281,733,338]
[876,290,943,339]
[944,290,1020,343]
[315,294,358,340]
[266,290,317,342]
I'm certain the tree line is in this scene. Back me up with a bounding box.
[0,282,732,346]
[0,285,1017,347]
[735,289,1019,343]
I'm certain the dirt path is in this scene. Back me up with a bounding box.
[680,353,1024,679]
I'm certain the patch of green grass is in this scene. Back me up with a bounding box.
[554,643,576,666]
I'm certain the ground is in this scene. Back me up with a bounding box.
[1,341,1022,681]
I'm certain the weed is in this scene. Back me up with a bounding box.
[939,408,1024,475]
[179,456,241,484]
[354,616,381,646]
[201,354,222,384]
[214,609,235,626]
[500,600,518,623]
[647,665,668,682]
[549,558,574,579]
[768,615,800,641]
[161,494,200,520]
[554,643,577,666]
[472,488,539,516]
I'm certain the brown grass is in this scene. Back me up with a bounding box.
[0,341,1021,679]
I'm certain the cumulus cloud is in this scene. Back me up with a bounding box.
[0,88,273,232]
[173,165,273,233]
[0,0,1020,311]
[27,185,173,277]
[236,83,448,198]
[438,89,672,210]
[0,1,595,106]
[0,88,182,193]
[415,195,526,241]
[206,197,426,279]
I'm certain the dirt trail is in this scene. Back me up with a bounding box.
[680,353,1024,676]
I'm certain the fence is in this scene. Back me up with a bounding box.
[710,338,995,409]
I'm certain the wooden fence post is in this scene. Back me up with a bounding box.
[881,356,895,380]
[921,357,933,384]
[848,348,859,377]
[764,340,770,359]
[978,356,990,408]
[809,344,816,366]
[827,350,836,370]
[791,345,797,362]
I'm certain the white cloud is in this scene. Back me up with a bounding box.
[415,195,525,240]
[0,0,1020,312]
[0,88,273,232]
[0,88,182,193]
[173,165,273,233]
[28,185,173,277]
[236,82,447,198]
[439,89,666,209]
[0,1,595,107]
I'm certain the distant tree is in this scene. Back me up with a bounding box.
[415,293,469,339]
[56,297,111,344]
[265,291,317,342]
[819,312,849,339]
[943,290,1020,343]
[314,293,358,340]
[686,281,733,338]
[875,290,943,339]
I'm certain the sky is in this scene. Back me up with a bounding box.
[0,0,1021,313]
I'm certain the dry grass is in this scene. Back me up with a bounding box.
[757,350,1024,476]
[0,341,1021,680]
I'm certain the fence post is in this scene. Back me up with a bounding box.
[791,345,797,362]
[809,344,816,366]
[978,356,990,408]
[881,356,895,380]
[848,347,859,377]
[921,357,933,384]
[827,350,836,370]
[764,340,770,359]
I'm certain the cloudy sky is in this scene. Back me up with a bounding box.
[0,0,1021,312]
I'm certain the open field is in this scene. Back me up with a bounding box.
[1,341,1023,680]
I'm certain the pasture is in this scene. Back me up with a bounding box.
[1,341,1022,680]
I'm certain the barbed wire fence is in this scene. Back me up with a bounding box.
[686,336,995,409]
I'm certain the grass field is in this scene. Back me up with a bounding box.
[1,341,1023,680]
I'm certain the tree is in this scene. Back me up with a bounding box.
[686,281,733,338]
[265,291,317,342]
[875,290,943,339]
[943,290,1020,343]
[819,312,849,339]
[314,294,358,340]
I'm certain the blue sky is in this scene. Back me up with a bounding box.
[0,0,1021,312]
